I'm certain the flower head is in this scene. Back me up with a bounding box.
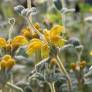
[26,38,49,58]
[44,25,65,46]
[0,55,15,69]
[34,23,40,30]
[26,25,65,58]
[44,29,50,41]
[0,37,7,48]
[12,35,28,47]
[5,42,12,51]
[26,38,43,56]
[21,27,32,38]
[2,55,12,61]
[50,25,63,36]
[5,58,15,69]
[50,58,57,65]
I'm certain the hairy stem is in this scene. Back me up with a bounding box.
[27,0,31,9]
[60,0,67,36]
[56,55,72,92]
[27,17,48,43]
[10,73,13,92]
[2,86,5,92]
[61,0,66,8]
[27,0,32,23]
[76,49,84,92]
[48,82,56,92]
[6,82,23,92]
[8,18,15,40]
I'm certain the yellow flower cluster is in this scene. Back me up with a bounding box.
[44,25,65,46]
[0,37,7,48]
[26,25,65,58]
[0,38,12,51]
[0,55,15,69]
[71,61,87,70]
[11,35,28,47]
[21,27,32,38]
[0,35,28,50]
[26,38,49,58]
[21,27,39,39]
[26,38,43,56]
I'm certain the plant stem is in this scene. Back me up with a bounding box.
[27,17,48,44]
[60,0,67,37]
[77,74,84,92]
[56,55,72,92]
[76,49,84,92]
[27,0,32,22]
[6,82,23,92]
[27,0,31,9]
[48,82,55,92]
[2,86,5,92]
[60,0,66,8]
[35,50,42,63]
[9,24,13,40]
[8,18,15,40]
[26,0,47,42]
[10,73,13,92]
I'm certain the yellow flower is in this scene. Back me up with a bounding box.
[26,38,43,56]
[2,55,12,61]
[34,23,43,33]
[5,43,12,51]
[50,25,65,46]
[12,35,28,47]
[21,27,32,38]
[50,25,64,37]
[30,38,42,43]
[26,25,65,57]
[50,35,60,44]
[44,25,65,46]
[5,58,15,69]
[0,55,15,69]
[44,29,50,41]
[0,37,7,48]
[34,23,40,30]
[3,40,12,51]
[0,60,6,69]
[26,38,50,58]
[41,44,49,58]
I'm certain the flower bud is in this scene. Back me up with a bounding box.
[14,5,25,14]
[21,9,28,16]
[6,59,15,69]
[68,37,80,47]
[71,63,77,70]
[80,61,86,69]
[50,58,57,65]
[0,60,6,69]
